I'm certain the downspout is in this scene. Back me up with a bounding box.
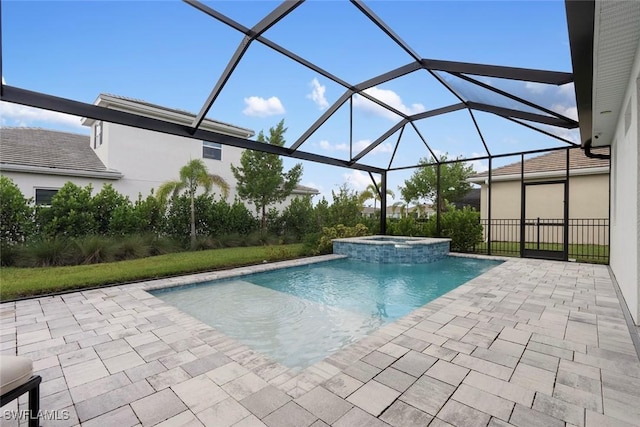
[584,138,611,160]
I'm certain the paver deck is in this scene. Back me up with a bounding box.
[1,255,639,427]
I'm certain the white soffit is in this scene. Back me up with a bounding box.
[592,0,640,147]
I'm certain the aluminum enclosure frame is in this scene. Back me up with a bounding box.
[0,0,585,237]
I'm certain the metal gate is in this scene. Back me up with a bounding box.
[520,180,568,261]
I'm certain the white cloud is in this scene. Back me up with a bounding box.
[539,123,580,143]
[466,153,489,174]
[318,138,393,155]
[342,170,371,191]
[525,82,547,94]
[319,139,349,152]
[552,104,578,121]
[0,101,84,129]
[242,96,285,117]
[353,87,425,120]
[354,139,393,154]
[306,78,328,110]
[557,82,575,98]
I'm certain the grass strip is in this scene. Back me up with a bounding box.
[0,244,306,301]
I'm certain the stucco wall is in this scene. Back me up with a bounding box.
[101,123,243,201]
[479,174,609,221]
[609,44,640,324]
[478,174,609,245]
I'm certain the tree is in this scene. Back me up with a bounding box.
[157,159,229,248]
[358,182,395,211]
[400,153,474,212]
[231,120,303,228]
[328,184,362,227]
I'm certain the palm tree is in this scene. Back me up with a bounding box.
[358,183,395,211]
[391,201,406,218]
[157,159,229,248]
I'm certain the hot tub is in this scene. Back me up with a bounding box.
[332,235,451,263]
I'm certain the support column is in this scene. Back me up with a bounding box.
[487,157,492,256]
[380,172,387,235]
[436,164,442,237]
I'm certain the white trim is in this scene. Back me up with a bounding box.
[0,163,123,180]
[82,95,255,139]
[468,166,609,184]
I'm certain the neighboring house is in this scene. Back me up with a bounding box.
[468,148,610,244]
[469,148,609,220]
[0,127,123,205]
[362,205,432,219]
[406,203,435,219]
[0,94,318,208]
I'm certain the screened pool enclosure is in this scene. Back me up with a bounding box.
[0,0,608,262]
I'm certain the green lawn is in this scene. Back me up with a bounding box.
[0,244,306,301]
[470,241,609,264]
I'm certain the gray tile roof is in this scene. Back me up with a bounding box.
[0,127,108,172]
[472,147,609,178]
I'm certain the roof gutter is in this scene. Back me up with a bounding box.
[0,163,124,180]
[468,166,610,184]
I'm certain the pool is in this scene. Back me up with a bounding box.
[151,256,501,370]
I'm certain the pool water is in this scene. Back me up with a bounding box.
[151,256,501,370]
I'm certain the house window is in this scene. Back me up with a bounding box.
[94,121,103,148]
[35,188,58,206]
[203,141,222,160]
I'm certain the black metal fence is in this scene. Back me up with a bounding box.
[468,218,609,264]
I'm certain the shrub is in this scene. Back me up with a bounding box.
[15,238,77,267]
[0,244,20,267]
[218,232,247,248]
[165,195,259,245]
[0,176,33,247]
[419,207,483,251]
[44,183,96,237]
[92,184,131,235]
[224,200,259,235]
[73,235,116,264]
[301,232,322,256]
[278,196,318,239]
[316,223,370,254]
[146,235,181,256]
[314,198,331,229]
[438,206,483,252]
[112,235,152,261]
[132,192,164,234]
[109,193,163,236]
[387,217,427,237]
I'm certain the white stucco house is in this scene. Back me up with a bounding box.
[570,1,640,325]
[0,94,318,209]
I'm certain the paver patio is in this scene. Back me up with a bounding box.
[1,255,639,427]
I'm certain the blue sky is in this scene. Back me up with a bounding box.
[1,0,577,204]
